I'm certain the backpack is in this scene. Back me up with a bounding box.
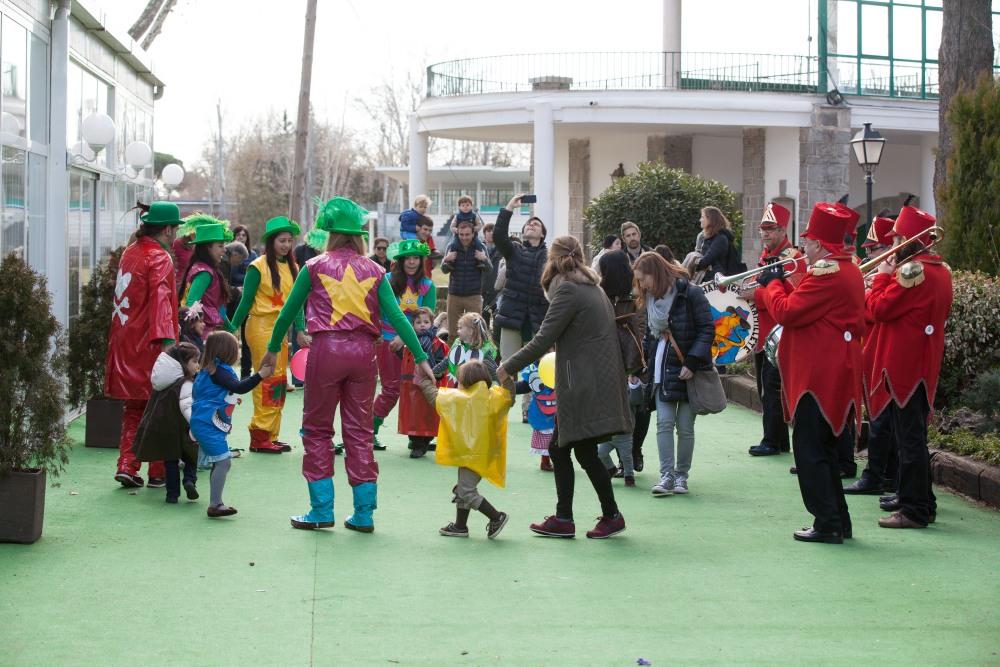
[723,230,746,275]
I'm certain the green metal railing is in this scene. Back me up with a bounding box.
[425,51,948,100]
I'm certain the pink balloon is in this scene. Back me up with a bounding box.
[290,348,309,382]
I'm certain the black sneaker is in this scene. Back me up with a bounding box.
[439,522,469,537]
[183,480,199,500]
[410,444,427,459]
[115,472,144,488]
[373,435,386,451]
[165,496,179,504]
[487,512,509,539]
[146,477,166,489]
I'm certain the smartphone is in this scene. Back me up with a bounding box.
[520,194,537,204]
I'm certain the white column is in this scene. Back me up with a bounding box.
[532,103,556,235]
[46,0,71,326]
[920,134,937,216]
[408,113,428,205]
[662,0,682,52]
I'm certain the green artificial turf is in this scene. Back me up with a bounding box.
[2,391,999,666]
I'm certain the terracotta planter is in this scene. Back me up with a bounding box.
[85,397,123,449]
[0,468,46,544]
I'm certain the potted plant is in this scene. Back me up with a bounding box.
[68,247,124,448]
[0,253,71,544]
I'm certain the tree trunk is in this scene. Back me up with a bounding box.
[934,0,994,222]
[128,0,165,42]
[289,0,318,225]
[140,0,176,50]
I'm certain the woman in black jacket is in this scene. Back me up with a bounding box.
[695,206,735,280]
[633,252,715,497]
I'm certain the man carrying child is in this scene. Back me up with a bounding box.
[441,201,492,344]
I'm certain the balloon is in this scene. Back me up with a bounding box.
[538,351,556,388]
[290,348,309,382]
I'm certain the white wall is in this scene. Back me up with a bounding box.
[763,127,800,202]
[848,141,922,210]
[587,130,650,201]
[691,135,742,192]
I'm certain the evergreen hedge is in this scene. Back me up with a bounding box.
[67,248,123,408]
[585,162,743,256]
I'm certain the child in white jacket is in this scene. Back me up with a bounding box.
[133,343,201,504]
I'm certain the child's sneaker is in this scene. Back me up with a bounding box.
[624,475,636,487]
[439,522,469,538]
[672,475,689,495]
[487,512,509,539]
[183,480,199,500]
[165,496,178,504]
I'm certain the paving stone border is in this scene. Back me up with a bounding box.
[720,371,1000,511]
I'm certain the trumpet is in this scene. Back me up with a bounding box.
[714,256,800,292]
[858,225,945,277]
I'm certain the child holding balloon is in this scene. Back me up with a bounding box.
[418,360,512,539]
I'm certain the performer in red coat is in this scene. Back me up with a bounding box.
[105,202,182,488]
[738,203,804,457]
[757,202,866,544]
[866,206,952,529]
[845,214,899,495]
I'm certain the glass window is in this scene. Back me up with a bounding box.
[1,147,26,258]
[893,5,922,60]
[28,34,46,143]
[925,9,942,61]
[67,61,82,145]
[834,1,858,55]
[79,175,94,294]
[115,180,129,246]
[861,3,889,57]
[2,17,28,138]
[26,153,44,272]
[860,58,892,95]
[68,174,81,317]
[98,180,114,259]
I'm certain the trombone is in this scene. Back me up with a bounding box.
[714,256,800,292]
[858,225,945,277]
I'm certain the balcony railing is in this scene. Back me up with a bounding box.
[425,51,943,100]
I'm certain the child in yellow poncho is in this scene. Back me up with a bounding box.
[418,360,513,539]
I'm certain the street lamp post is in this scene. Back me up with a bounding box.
[850,122,886,256]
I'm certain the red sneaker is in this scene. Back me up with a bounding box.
[586,514,626,539]
[529,515,575,538]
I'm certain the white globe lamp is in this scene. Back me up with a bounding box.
[161,163,185,188]
[124,141,153,171]
[71,140,96,162]
[81,113,116,153]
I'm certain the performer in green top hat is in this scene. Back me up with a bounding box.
[261,196,433,533]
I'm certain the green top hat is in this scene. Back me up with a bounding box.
[178,212,225,237]
[140,201,182,226]
[387,239,430,262]
[262,216,301,243]
[316,197,368,236]
[193,223,235,245]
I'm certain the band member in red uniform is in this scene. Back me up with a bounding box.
[757,203,866,544]
[866,206,952,529]
[105,202,182,488]
[740,203,804,457]
[845,215,898,495]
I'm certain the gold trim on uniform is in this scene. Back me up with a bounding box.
[809,258,839,276]
[897,260,925,288]
[780,247,798,259]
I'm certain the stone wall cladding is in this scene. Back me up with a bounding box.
[568,138,591,250]
[799,105,852,232]
[647,134,692,172]
[741,128,766,265]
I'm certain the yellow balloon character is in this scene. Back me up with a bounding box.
[538,351,556,388]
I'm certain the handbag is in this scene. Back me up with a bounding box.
[664,330,727,416]
[615,311,646,375]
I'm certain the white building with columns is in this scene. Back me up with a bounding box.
[405,0,990,262]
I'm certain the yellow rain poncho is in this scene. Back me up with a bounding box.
[433,383,512,488]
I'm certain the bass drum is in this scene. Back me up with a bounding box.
[701,283,758,364]
[764,324,782,367]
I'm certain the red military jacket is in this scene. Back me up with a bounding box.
[865,254,953,418]
[760,255,866,435]
[104,236,179,400]
[753,239,805,352]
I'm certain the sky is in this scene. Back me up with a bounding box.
[95,0,817,168]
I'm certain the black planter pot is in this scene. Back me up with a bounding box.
[85,397,123,449]
[0,468,46,544]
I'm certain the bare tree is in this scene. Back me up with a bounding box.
[140,0,177,50]
[128,0,164,42]
[289,0,318,226]
[934,0,994,221]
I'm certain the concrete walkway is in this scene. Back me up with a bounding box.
[2,392,998,665]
